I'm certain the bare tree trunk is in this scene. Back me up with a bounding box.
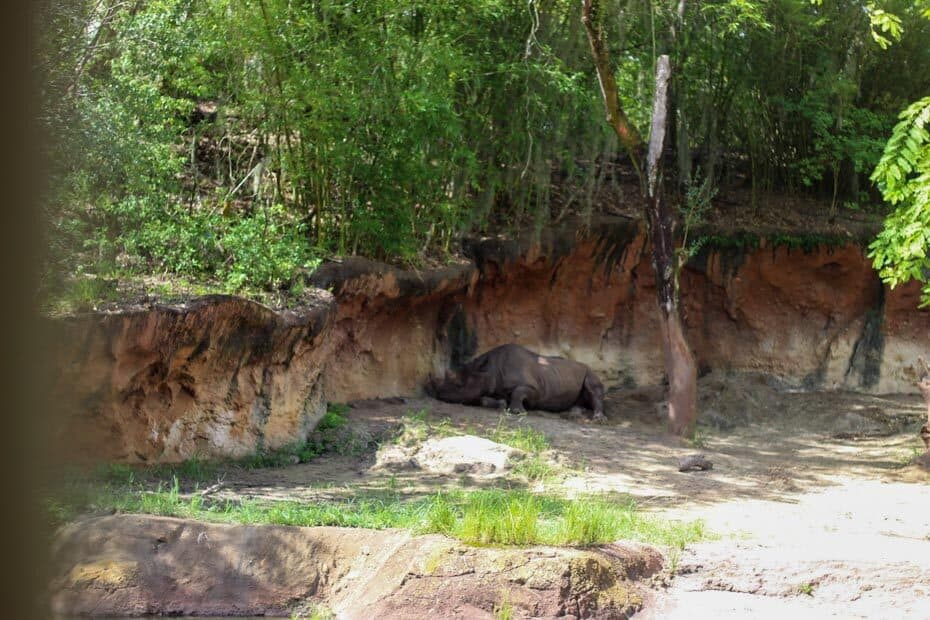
[581,0,644,182]
[581,1,698,438]
[660,308,698,436]
[646,57,698,438]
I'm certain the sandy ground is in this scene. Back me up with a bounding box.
[194,374,928,619]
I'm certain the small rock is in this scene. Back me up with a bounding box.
[678,454,714,472]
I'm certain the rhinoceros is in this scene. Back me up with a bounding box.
[428,344,605,421]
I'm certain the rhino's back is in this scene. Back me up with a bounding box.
[488,346,587,406]
[535,356,588,407]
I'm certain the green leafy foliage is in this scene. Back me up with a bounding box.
[41,0,611,296]
[37,0,930,299]
[869,97,930,305]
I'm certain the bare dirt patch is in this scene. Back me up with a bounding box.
[202,374,925,505]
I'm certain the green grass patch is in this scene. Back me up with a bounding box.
[493,589,513,620]
[490,417,550,453]
[51,481,707,551]
[394,408,459,446]
[456,490,543,545]
[46,276,121,315]
[510,454,559,482]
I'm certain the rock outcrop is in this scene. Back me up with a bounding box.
[47,295,333,463]
[47,217,930,462]
[50,514,663,619]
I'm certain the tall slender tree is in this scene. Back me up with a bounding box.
[581,0,697,437]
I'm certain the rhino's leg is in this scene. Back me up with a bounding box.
[480,396,507,409]
[508,386,536,413]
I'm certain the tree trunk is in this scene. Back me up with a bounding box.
[645,56,698,438]
[581,2,698,438]
[660,307,698,436]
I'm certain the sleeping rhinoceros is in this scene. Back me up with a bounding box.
[428,344,605,421]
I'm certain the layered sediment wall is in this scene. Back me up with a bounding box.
[47,217,930,462]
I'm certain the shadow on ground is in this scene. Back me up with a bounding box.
[176,373,928,512]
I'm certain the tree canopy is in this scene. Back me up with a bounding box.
[37,0,930,297]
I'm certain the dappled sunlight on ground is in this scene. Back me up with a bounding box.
[201,385,927,517]
[101,378,928,618]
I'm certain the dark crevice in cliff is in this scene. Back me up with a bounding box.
[846,283,886,390]
[440,304,477,372]
[251,366,275,452]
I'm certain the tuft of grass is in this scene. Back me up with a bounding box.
[420,492,456,536]
[688,428,708,449]
[457,490,541,546]
[558,498,624,546]
[49,276,120,315]
[511,454,558,482]
[894,446,925,468]
[493,589,513,620]
[488,417,557,481]
[490,416,550,453]
[240,401,364,467]
[151,455,220,481]
[93,462,137,485]
[797,582,815,596]
[392,408,458,447]
[291,606,335,620]
[318,403,349,430]
[395,408,433,445]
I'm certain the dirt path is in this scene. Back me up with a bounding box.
[641,477,930,619]
[198,375,928,619]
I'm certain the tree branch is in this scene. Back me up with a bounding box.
[581,0,644,181]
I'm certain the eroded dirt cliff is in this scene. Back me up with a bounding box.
[48,217,930,462]
[47,295,333,463]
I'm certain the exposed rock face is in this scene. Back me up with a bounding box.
[48,295,334,463]
[49,515,663,619]
[47,218,930,462]
[308,258,478,402]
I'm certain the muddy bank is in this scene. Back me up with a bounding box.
[47,217,930,462]
[49,514,662,619]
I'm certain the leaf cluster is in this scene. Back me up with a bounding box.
[869,97,930,304]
